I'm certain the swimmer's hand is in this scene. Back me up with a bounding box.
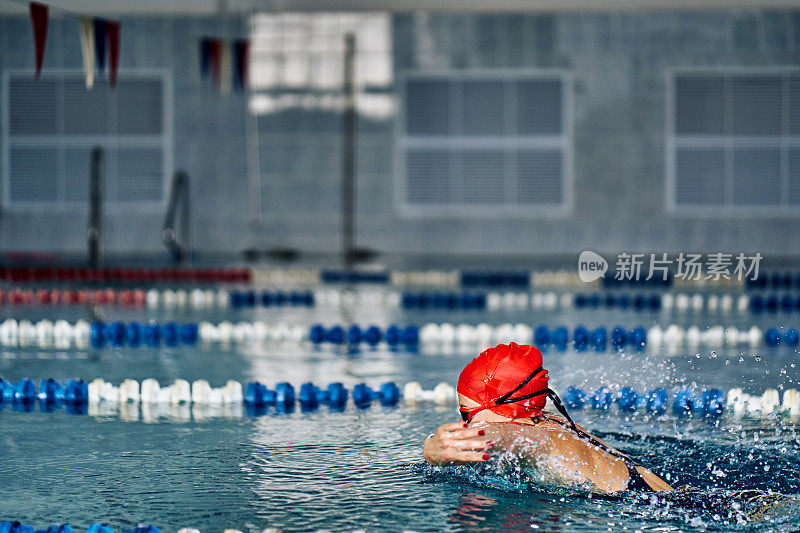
[423,422,494,466]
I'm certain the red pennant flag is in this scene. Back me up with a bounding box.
[107,21,120,88]
[29,2,49,79]
[208,39,222,88]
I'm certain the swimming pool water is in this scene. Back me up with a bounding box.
[2,290,800,532]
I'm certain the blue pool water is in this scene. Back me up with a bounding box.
[2,287,800,531]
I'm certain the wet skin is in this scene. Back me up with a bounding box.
[423,394,674,494]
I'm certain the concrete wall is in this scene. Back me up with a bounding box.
[1,10,800,259]
[0,15,251,257]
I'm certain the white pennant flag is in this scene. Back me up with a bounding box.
[78,16,95,89]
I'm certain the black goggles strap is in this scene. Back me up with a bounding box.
[546,388,579,432]
[494,366,544,406]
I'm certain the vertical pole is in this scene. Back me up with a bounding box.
[161,171,191,264]
[342,33,357,268]
[181,172,191,265]
[88,146,103,268]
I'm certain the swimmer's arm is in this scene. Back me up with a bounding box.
[423,422,494,466]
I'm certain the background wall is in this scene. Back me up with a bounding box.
[1,9,800,260]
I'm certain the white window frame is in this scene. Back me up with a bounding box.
[1,69,172,214]
[395,69,574,218]
[665,67,800,216]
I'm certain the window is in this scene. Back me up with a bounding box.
[667,69,800,214]
[1,71,170,211]
[249,12,393,119]
[397,70,573,216]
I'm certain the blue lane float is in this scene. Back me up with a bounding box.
[298,382,348,409]
[590,327,607,351]
[162,323,180,347]
[765,327,782,347]
[401,292,487,311]
[672,389,699,417]
[126,322,143,347]
[108,322,126,347]
[552,327,569,351]
[38,378,65,402]
[0,378,89,414]
[701,389,725,417]
[461,271,530,288]
[90,321,200,349]
[244,382,296,409]
[321,270,389,284]
[12,378,36,402]
[564,386,725,417]
[611,326,627,349]
[230,290,314,308]
[563,386,587,409]
[309,324,419,346]
[745,271,800,290]
[574,293,662,311]
[144,322,161,347]
[751,294,800,313]
[530,325,641,352]
[352,383,401,408]
[347,325,363,345]
[591,387,613,410]
[616,387,639,412]
[760,327,800,347]
[573,326,589,351]
[645,388,668,415]
[629,327,647,348]
[90,321,106,349]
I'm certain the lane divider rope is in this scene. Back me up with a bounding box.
[2,377,800,420]
[1,319,799,350]
[7,287,800,317]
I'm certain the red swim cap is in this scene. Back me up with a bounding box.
[457,342,549,421]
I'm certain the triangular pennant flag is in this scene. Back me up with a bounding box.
[219,40,232,95]
[208,38,222,88]
[107,21,120,88]
[93,18,107,71]
[78,17,95,89]
[234,39,249,91]
[200,38,212,79]
[29,2,49,79]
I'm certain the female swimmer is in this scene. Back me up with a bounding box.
[423,342,673,493]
